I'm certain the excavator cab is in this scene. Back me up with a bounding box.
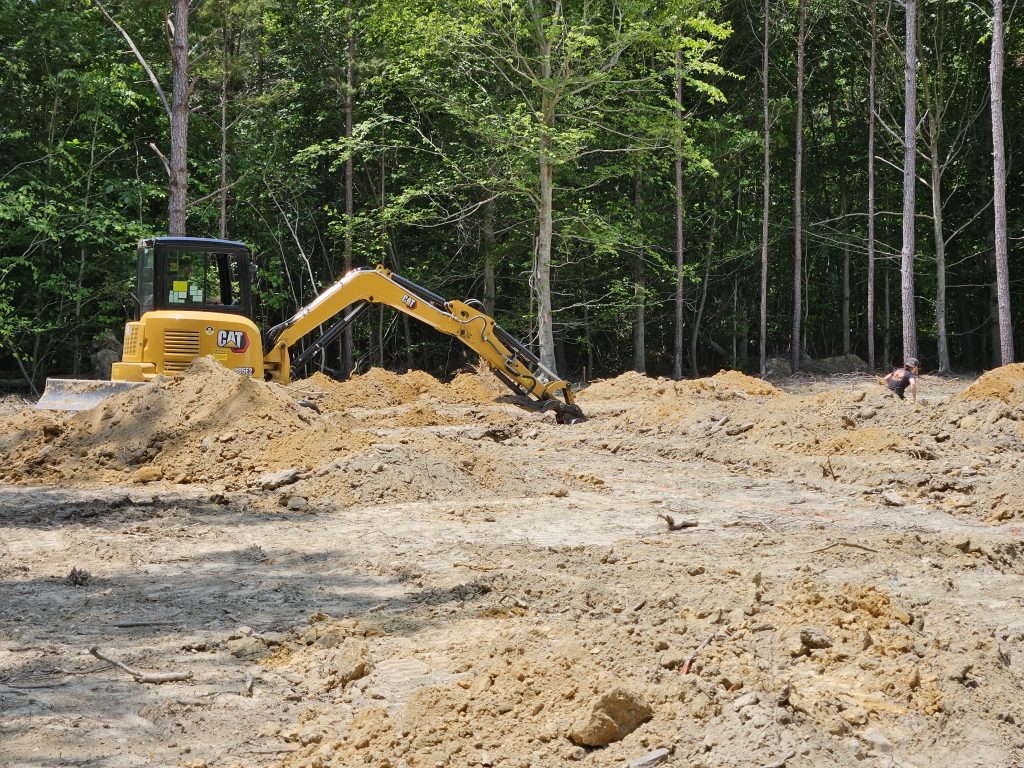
[37,238,265,410]
[137,237,254,318]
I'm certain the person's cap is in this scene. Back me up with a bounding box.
[905,357,919,368]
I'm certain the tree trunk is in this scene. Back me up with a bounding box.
[168,0,190,236]
[927,113,951,373]
[536,107,557,371]
[828,97,850,356]
[674,47,686,380]
[791,0,806,373]
[990,0,1014,364]
[899,0,919,362]
[759,0,770,378]
[342,0,356,377]
[884,266,891,367]
[632,172,646,373]
[866,0,877,370]
[691,227,714,378]
[219,15,232,239]
[482,199,496,316]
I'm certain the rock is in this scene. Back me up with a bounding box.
[551,487,569,498]
[862,727,893,754]
[225,636,265,658]
[287,495,308,511]
[627,747,670,768]
[567,687,653,746]
[258,721,281,737]
[791,628,833,657]
[731,692,760,710]
[959,415,979,431]
[321,638,373,691]
[258,468,301,490]
[841,707,868,725]
[880,491,905,507]
[659,650,687,670]
[130,465,163,484]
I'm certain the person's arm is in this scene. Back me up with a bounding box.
[883,371,893,385]
[909,377,917,403]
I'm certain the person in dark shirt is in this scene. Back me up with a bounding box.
[883,357,919,403]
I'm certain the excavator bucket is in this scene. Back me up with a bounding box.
[36,379,145,412]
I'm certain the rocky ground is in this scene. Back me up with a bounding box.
[1,359,1023,768]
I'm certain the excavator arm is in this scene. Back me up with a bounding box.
[262,266,585,423]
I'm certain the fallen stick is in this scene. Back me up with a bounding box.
[89,646,192,684]
[681,631,724,675]
[658,514,698,531]
[805,540,878,555]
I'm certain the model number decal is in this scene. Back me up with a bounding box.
[217,329,250,353]
[233,366,255,375]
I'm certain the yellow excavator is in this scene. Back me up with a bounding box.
[37,236,585,423]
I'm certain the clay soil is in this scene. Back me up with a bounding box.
[2,359,1023,768]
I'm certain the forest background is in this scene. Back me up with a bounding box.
[0,0,1020,390]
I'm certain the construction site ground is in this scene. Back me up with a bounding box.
[1,359,1023,768]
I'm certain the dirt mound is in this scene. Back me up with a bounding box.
[580,371,672,401]
[956,363,1024,405]
[292,368,427,411]
[700,369,782,397]
[2,357,314,486]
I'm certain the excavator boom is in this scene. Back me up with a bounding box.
[263,266,584,423]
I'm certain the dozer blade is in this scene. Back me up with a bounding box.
[36,379,146,412]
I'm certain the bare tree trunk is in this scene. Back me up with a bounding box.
[342,0,356,378]
[218,16,232,239]
[535,110,557,370]
[828,97,850,356]
[691,227,714,378]
[791,0,806,373]
[884,266,891,368]
[168,0,190,236]
[483,199,496,316]
[867,0,877,370]
[759,0,770,378]
[990,0,1014,364]
[899,0,919,362]
[633,172,646,373]
[674,48,686,380]
[926,112,951,373]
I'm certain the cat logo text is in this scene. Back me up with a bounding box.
[216,329,250,353]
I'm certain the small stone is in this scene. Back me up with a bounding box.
[567,687,653,746]
[880,491,905,507]
[959,415,979,430]
[841,707,868,726]
[287,495,308,511]
[731,692,759,710]
[258,721,281,737]
[130,465,163,484]
[627,748,670,768]
[258,468,300,490]
[551,487,568,498]
[862,727,893,754]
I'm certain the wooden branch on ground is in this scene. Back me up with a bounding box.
[805,540,879,555]
[659,513,698,531]
[89,646,192,684]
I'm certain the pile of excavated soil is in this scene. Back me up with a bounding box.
[0,358,578,506]
[955,362,1024,405]
[2,362,1022,519]
[575,366,1024,521]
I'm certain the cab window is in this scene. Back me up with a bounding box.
[166,249,242,307]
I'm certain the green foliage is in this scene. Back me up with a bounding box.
[0,0,1020,386]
